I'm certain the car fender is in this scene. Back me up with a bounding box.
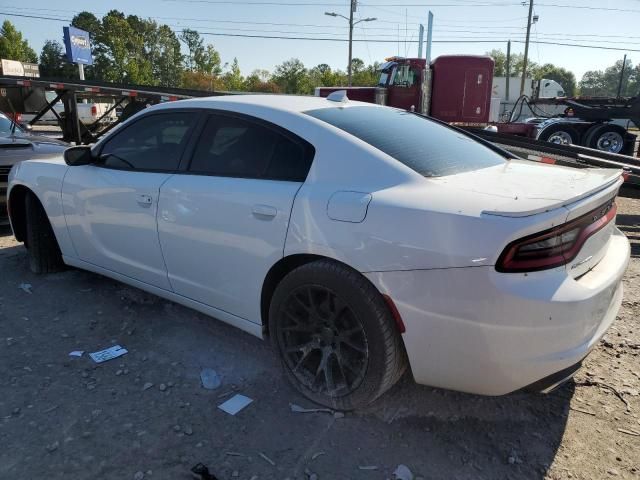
[8,157,76,257]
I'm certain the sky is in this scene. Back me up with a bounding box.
[3,0,640,82]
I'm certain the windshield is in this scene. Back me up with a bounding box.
[305,106,506,177]
[0,115,24,137]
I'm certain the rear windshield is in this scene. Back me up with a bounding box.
[305,106,506,177]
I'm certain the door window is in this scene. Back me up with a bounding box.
[391,65,417,87]
[99,113,196,171]
[189,114,313,181]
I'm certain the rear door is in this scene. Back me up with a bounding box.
[157,111,314,323]
[62,110,200,289]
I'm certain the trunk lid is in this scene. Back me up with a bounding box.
[431,159,623,276]
[432,159,621,218]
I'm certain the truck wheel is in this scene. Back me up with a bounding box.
[25,193,64,274]
[584,124,626,154]
[269,259,407,411]
[538,124,580,146]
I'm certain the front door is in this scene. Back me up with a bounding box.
[157,112,314,323]
[62,111,199,289]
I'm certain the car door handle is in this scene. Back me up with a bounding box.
[252,204,277,219]
[136,194,153,207]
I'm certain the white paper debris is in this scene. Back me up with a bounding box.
[68,351,84,357]
[289,403,333,414]
[89,345,128,363]
[218,394,253,415]
[19,283,32,294]
[393,464,414,480]
[200,368,222,390]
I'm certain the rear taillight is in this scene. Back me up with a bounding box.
[91,105,97,116]
[496,200,617,273]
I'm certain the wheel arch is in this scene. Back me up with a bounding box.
[261,254,396,337]
[7,184,34,242]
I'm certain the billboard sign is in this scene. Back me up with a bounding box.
[0,59,40,78]
[63,26,93,65]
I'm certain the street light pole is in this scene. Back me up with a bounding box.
[325,6,376,87]
[347,1,355,86]
[520,0,534,96]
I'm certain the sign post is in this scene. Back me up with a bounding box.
[63,26,93,80]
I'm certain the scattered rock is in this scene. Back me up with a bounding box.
[607,468,620,476]
[46,441,59,453]
[133,471,144,480]
[159,383,167,392]
[173,425,181,432]
[142,382,153,391]
[184,425,193,436]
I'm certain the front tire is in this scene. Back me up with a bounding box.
[25,193,64,274]
[269,260,407,410]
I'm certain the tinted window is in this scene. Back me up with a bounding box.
[99,113,196,170]
[0,115,24,137]
[306,106,505,177]
[189,114,312,181]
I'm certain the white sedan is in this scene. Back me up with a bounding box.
[7,95,629,410]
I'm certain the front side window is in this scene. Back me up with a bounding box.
[306,106,506,177]
[99,113,196,171]
[188,114,313,181]
[392,65,417,87]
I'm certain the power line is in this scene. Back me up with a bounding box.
[3,10,640,53]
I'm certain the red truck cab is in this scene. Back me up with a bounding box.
[316,55,494,125]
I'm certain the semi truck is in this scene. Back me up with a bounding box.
[316,55,639,156]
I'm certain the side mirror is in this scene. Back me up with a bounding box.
[64,146,95,166]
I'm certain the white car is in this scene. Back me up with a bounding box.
[6,95,629,410]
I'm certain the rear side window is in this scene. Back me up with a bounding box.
[189,114,313,181]
[99,113,196,171]
[305,106,505,177]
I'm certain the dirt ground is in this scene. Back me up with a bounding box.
[1,198,639,480]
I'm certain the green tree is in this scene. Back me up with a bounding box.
[486,48,537,77]
[39,40,76,78]
[222,58,244,91]
[70,10,184,86]
[180,28,204,72]
[244,69,280,92]
[197,44,222,76]
[0,20,37,63]
[151,25,183,87]
[272,58,310,94]
[578,59,638,96]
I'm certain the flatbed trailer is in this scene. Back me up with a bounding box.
[0,76,221,144]
[498,94,640,156]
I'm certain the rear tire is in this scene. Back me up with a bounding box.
[269,259,407,410]
[25,193,64,274]
[538,124,580,146]
[584,124,626,154]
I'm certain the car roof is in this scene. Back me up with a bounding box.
[167,93,381,114]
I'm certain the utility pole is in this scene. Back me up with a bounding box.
[617,54,627,98]
[506,40,511,101]
[348,0,355,86]
[520,0,534,96]
[325,4,376,87]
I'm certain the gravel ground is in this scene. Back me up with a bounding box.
[0,198,639,480]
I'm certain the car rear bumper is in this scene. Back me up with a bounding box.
[364,228,629,395]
